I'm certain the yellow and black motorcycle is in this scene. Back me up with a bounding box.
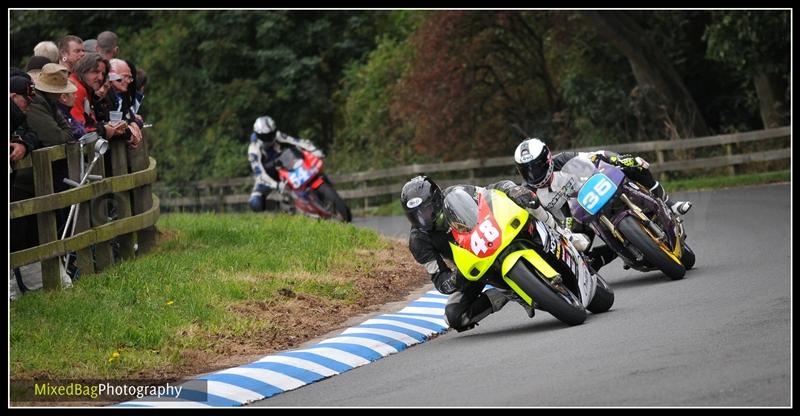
[443,186,614,326]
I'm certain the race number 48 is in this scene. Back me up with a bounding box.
[581,177,613,211]
[471,220,500,255]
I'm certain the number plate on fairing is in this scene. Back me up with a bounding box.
[577,173,617,215]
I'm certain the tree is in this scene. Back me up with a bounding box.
[581,11,710,139]
[330,11,421,172]
[392,11,568,160]
[704,10,790,128]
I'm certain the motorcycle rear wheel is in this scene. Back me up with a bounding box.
[618,216,685,280]
[507,261,587,326]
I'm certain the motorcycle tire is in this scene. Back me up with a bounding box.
[587,274,614,313]
[317,183,352,223]
[617,216,685,280]
[681,242,696,270]
[507,261,586,326]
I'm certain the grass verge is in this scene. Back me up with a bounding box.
[10,213,426,381]
[662,169,789,193]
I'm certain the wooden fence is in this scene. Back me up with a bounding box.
[158,126,790,212]
[10,137,159,290]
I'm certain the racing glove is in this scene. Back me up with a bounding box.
[435,271,462,295]
[507,186,541,210]
[609,154,650,170]
[562,216,576,232]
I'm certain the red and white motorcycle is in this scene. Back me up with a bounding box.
[275,147,352,222]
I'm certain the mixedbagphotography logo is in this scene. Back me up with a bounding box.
[10,379,207,403]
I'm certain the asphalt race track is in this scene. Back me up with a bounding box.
[254,184,791,407]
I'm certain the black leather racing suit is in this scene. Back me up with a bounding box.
[407,181,543,331]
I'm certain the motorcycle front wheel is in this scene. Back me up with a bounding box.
[681,242,696,270]
[617,216,685,280]
[506,261,587,326]
[587,274,614,313]
[317,182,352,223]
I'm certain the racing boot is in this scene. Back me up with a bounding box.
[586,245,617,273]
[449,288,509,332]
[650,181,692,215]
[563,230,590,252]
[500,289,535,318]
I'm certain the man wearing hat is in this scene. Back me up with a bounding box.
[26,63,77,146]
[16,63,78,208]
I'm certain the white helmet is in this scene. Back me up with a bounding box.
[253,116,277,143]
[514,138,553,189]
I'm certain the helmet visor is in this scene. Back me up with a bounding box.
[443,188,478,233]
[520,161,551,187]
[257,131,277,144]
[406,198,438,230]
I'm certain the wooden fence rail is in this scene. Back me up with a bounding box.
[158,126,790,212]
[10,137,159,290]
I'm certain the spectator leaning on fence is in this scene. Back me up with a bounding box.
[10,75,40,166]
[22,63,78,235]
[69,53,126,142]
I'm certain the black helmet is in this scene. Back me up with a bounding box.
[400,175,443,231]
[514,137,553,188]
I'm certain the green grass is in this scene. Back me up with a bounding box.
[662,169,790,193]
[10,213,387,379]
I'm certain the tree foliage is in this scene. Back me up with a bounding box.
[10,10,790,181]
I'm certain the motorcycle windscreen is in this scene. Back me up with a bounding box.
[279,148,312,188]
[445,188,503,258]
[443,187,479,234]
[577,173,618,215]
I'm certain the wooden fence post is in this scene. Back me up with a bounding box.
[110,139,135,260]
[65,143,95,275]
[129,135,156,253]
[31,150,61,290]
[655,149,668,184]
[90,152,114,271]
[724,143,736,176]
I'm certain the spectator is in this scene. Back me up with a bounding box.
[10,74,41,252]
[69,53,124,140]
[58,35,85,72]
[109,59,143,148]
[25,55,52,77]
[96,31,119,60]
[33,41,59,63]
[109,59,143,127]
[22,63,77,198]
[93,79,113,124]
[56,88,85,140]
[83,38,97,53]
[134,68,147,115]
[10,75,40,166]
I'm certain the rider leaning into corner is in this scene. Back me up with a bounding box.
[247,115,324,212]
[512,137,693,273]
[400,175,591,332]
